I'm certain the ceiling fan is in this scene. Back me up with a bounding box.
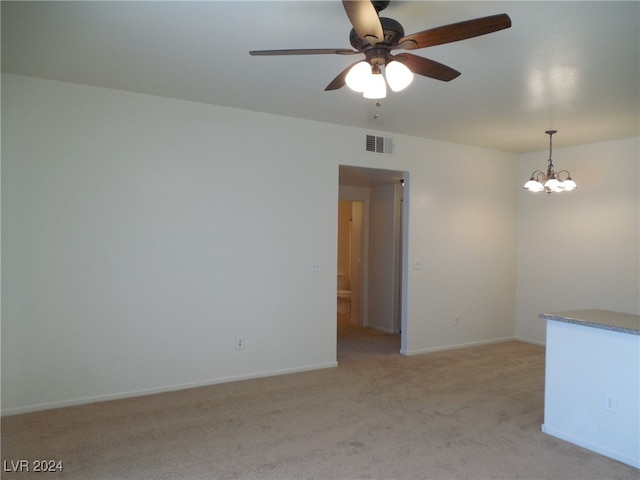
[250,0,511,98]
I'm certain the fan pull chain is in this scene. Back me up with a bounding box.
[373,100,382,120]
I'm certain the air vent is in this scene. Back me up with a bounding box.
[365,134,394,155]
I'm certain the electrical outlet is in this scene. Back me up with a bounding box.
[413,258,423,270]
[311,261,321,273]
[454,316,460,327]
[604,393,617,413]
[236,337,245,350]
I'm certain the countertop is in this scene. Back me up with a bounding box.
[539,309,640,335]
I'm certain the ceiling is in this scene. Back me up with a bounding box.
[2,1,638,153]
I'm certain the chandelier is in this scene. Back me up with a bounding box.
[523,130,577,193]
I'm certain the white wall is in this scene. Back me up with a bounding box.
[399,137,519,354]
[2,74,518,414]
[516,137,640,344]
[2,75,338,413]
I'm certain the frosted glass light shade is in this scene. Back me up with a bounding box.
[544,177,562,191]
[363,72,387,99]
[345,61,372,93]
[523,179,544,192]
[544,178,560,191]
[561,177,577,190]
[385,61,414,92]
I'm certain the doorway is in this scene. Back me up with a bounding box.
[337,165,407,354]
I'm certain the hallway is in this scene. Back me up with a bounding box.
[337,313,401,362]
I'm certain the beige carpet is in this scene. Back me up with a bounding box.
[2,325,638,480]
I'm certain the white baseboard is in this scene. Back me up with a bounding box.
[401,336,518,356]
[542,424,639,468]
[1,361,338,417]
[515,335,546,347]
[368,324,397,334]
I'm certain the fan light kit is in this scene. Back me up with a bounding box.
[345,60,413,98]
[523,130,577,194]
[250,0,511,100]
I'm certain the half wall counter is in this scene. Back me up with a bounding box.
[540,309,639,468]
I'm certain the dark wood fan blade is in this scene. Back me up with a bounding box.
[342,0,384,46]
[250,48,358,56]
[397,13,511,50]
[325,60,363,91]
[393,53,460,82]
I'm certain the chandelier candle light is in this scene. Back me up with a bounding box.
[523,130,577,193]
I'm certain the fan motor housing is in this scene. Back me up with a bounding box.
[349,17,405,51]
[372,0,391,12]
